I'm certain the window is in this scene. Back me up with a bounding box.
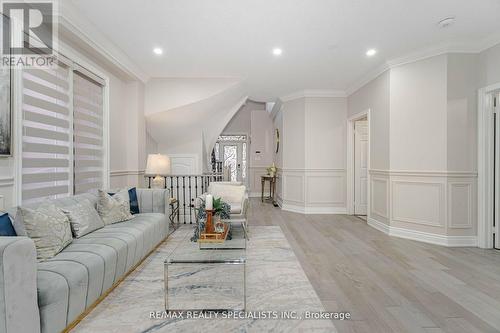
[21,60,106,203]
[73,70,104,194]
[22,64,72,203]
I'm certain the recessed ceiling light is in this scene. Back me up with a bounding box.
[272,48,283,56]
[366,49,377,57]
[153,47,163,55]
[438,17,455,29]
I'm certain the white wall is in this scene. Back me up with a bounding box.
[390,55,448,171]
[220,100,274,195]
[348,71,390,171]
[144,78,239,115]
[279,96,347,213]
[478,43,500,88]
[349,53,479,246]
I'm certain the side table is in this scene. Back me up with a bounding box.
[169,198,180,235]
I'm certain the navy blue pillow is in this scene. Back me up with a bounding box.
[0,213,17,236]
[128,187,140,214]
[108,188,140,215]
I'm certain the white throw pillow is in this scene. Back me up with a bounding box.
[62,199,104,238]
[19,204,73,261]
[97,189,134,225]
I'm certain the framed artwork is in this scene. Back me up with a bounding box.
[0,14,11,157]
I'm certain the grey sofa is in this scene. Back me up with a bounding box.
[0,188,170,333]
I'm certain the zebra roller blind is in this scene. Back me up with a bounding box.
[22,64,72,203]
[73,70,104,195]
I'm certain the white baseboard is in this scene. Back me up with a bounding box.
[367,217,390,234]
[282,203,347,215]
[368,217,477,247]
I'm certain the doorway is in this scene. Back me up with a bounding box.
[478,85,500,249]
[347,110,371,218]
[214,135,248,183]
[494,91,499,249]
[354,118,368,216]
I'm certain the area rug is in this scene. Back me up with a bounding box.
[71,226,337,333]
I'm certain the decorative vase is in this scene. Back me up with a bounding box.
[214,215,225,233]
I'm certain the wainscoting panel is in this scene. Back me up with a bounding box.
[249,166,269,197]
[391,180,445,227]
[370,176,389,221]
[448,181,474,230]
[366,170,478,247]
[281,169,346,214]
[305,170,345,207]
[282,173,304,205]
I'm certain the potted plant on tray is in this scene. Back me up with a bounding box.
[191,196,232,241]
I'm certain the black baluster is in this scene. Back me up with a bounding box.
[188,176,192,224]
[170,177,174,200]
[182,176,186,224]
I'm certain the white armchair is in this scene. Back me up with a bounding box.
[196,182,249,238]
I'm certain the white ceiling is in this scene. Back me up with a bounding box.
[68,0,500,101]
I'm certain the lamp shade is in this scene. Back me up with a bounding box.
[145,154,171,176]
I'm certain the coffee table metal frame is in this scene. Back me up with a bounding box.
[164,257,246,312]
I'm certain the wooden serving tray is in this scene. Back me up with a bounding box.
[199,223,230,243]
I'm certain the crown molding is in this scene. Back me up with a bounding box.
[346,35,500,97]
[58,2,149,83]
[280,89,347,102]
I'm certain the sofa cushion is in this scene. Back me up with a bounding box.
[62,199,104,238]
[37,270,69,333]
[19,204,73,261]
[97,189,134,225]
[63,243,117,291]
[72,237,129,281]
[86,228,141,269]
[38,260,88,327]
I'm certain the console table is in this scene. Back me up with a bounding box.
[261,175,277,204]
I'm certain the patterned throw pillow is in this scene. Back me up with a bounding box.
[97,189,134,225]
[62,199,104,238]
[19,204,73,261]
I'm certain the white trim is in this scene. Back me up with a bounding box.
[0,177,14,188]
[58,2,148,82]
[282,203,347,215]
[347,40,500,97]
[368,217,477,247]
[110,170,145,177]
[477,83,500,248]
[369,169,477,178]
[347,109,371,216]
[280,89,347,102]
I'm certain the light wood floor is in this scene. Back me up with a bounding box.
[248,199,500,333]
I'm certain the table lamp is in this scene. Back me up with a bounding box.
[145,154,171,188]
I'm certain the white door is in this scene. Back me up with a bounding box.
[495,92,500,249]
[354,120,368,215]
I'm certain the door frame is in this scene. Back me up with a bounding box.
[478,83,500,248]
[347,109,371,216]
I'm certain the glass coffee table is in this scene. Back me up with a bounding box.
[164,227,246,312]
